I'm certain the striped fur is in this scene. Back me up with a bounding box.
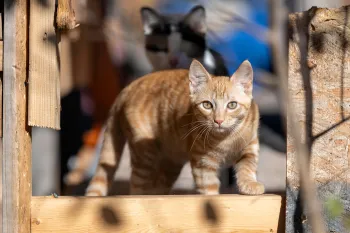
[85,59,264,196]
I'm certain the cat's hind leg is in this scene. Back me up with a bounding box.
[152,158,184,195]
[129,141,183,195]
[85,104,125,196]
[130,160,183,195]
[128,139,158,195]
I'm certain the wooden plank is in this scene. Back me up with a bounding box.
[1,10,3,71]
[3,0,32,232]
[0,140,3,233]
[0,12,4,138]
[28,0,60,129]
[0,11,2,39]
[0,42,3,137]
[0,13,3,137]
[0,41,2,72]
[0,40,3,137]
[287,6,350,233]
[32,195,284,233]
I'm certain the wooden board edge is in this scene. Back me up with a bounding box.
[31,194,285,233]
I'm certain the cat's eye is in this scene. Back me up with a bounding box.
[202,101,213,109]
[227,101,238,109]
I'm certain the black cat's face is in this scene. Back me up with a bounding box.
[140,6,207,70]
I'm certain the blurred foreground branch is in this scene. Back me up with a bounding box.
[269,0,327,232]
[56,0,79,30]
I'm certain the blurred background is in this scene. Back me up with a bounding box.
[20,0,350,196]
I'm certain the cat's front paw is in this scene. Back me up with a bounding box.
[238,181,265,195]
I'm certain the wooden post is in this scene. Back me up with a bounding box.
[3,0,31,232]
[1,10,4,137]
[0,8,3,231]
[287,6,350,233]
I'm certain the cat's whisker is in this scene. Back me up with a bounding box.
[203,126,212,150]
[183,123,206,135]
[229,125,248,146]
[181,120,208,128]
[189,126,207,152]
[208,128,215,147]
[199,126,209,150]
[182,123,207,140]
[184,122,206,131]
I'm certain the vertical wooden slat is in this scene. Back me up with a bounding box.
[0,12,4,137]
[0,43,2,72]
[0,8,4,233]
[3,0,31,232]
[28,0,60,129]
[0,10,3,233]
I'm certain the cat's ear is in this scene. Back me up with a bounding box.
[189,59,211,94]
[140,7,162,35]
[230,60,254,96]
[183,5,207,35]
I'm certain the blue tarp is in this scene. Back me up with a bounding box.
[156,0,272,83]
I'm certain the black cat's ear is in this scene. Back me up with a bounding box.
[183,5,207,35]
[189,59,211,94]
[140,7,162,35]
[230,60,254,97]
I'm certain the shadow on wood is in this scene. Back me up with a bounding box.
[31,195,284,233]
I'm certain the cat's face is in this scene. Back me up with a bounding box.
[189,60,254,132]
[140,6,207,70]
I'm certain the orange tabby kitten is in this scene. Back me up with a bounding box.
[85,59,264,196]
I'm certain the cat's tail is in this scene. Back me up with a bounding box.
[85,101,126,196]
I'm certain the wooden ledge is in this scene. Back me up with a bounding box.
[31,194,285,233]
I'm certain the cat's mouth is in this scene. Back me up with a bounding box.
[212,124,230,132]
[216,127,226,132]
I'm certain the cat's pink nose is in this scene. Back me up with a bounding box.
[169,57,179,68]
[214,119,224,126]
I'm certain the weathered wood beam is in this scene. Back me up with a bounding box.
[3,0,32,232]
[287,6,350,233]
[31,195,285,233]
[0,12,3,137]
